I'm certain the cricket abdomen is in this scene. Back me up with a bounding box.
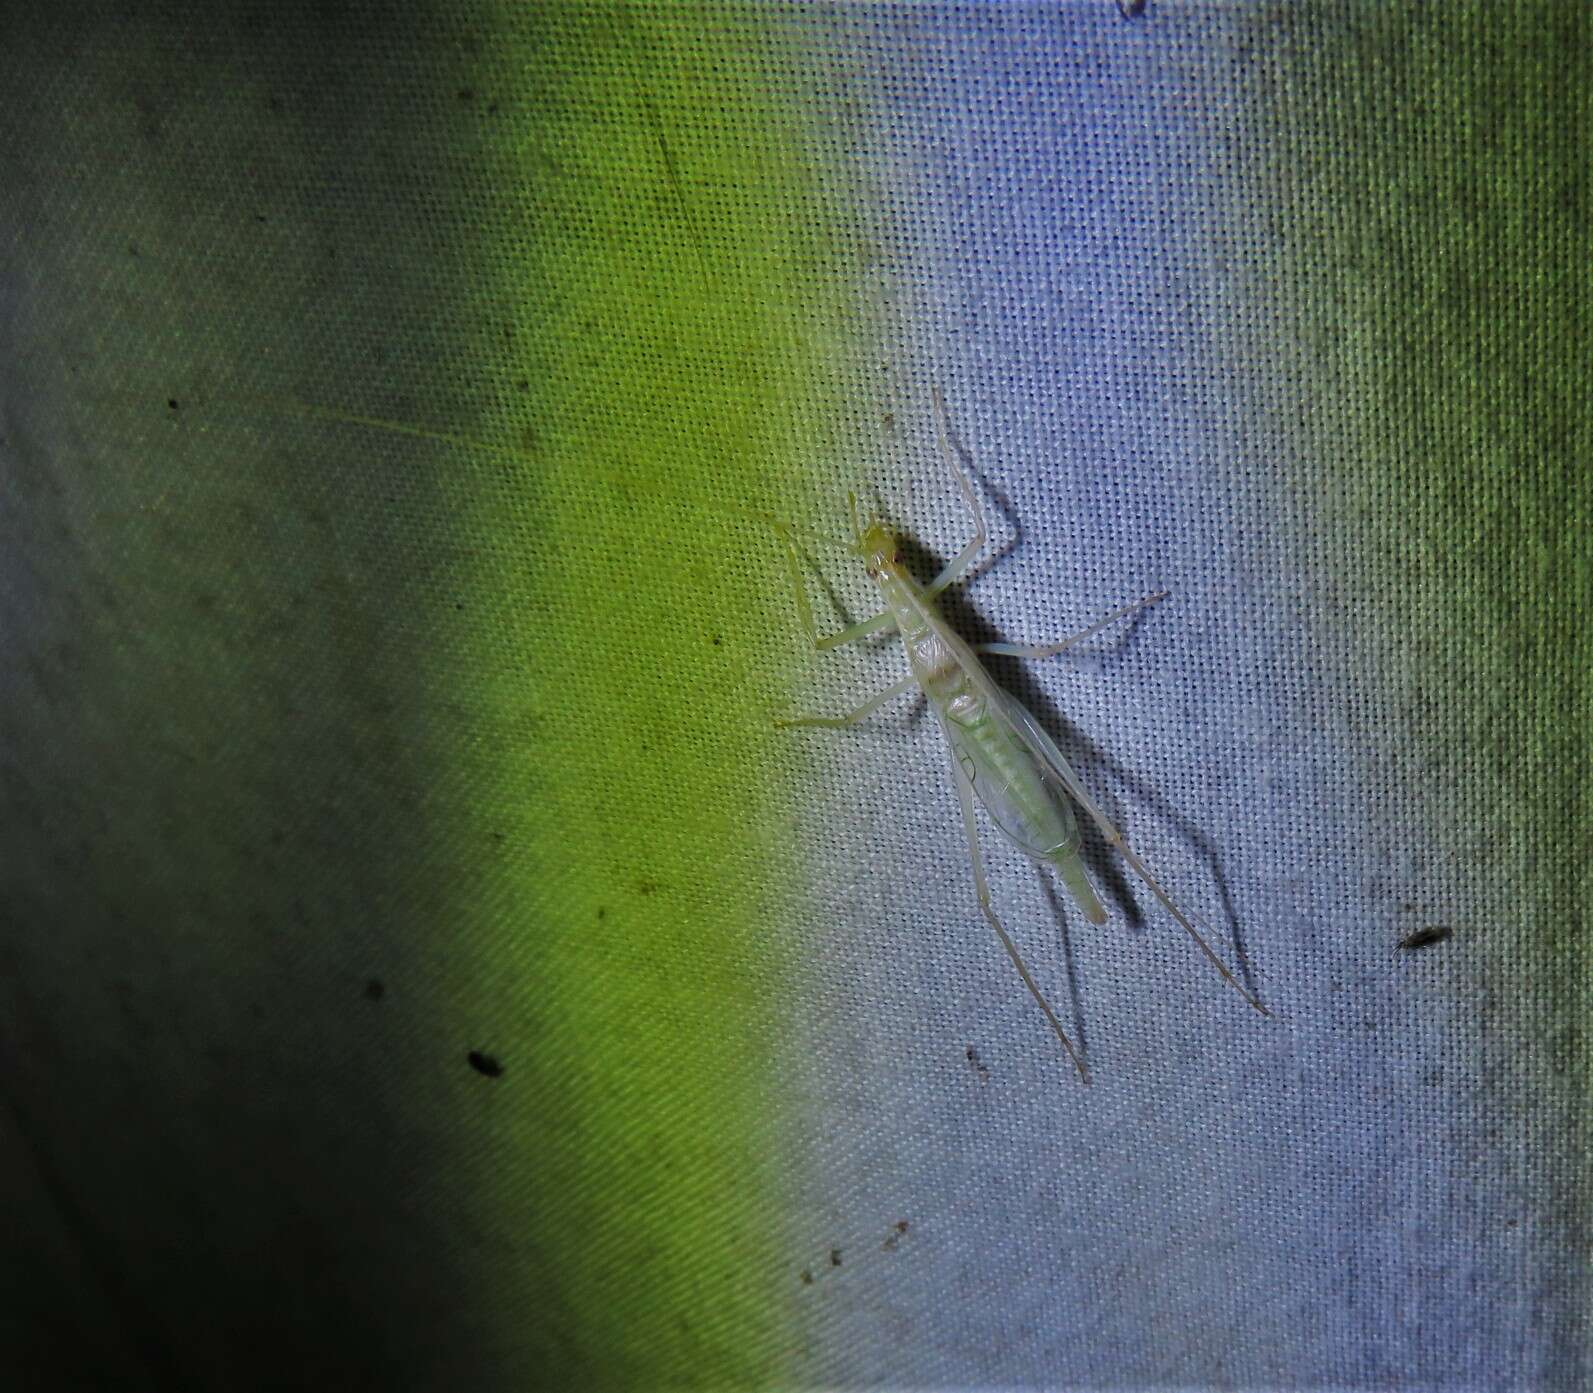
[945,688,1073,854]
[887,564,1107,925]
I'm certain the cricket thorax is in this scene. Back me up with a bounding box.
[902,626,972,701]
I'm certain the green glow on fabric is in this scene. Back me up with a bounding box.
[503,6,863,1383]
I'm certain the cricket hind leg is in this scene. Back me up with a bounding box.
[1105,828,1273,1018]
[995,692,1272,1018]
[951,752,1090,1083]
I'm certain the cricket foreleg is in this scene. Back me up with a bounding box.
[770,520,896,651]
[774,674,918,730]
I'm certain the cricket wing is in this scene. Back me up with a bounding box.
[992,691,1122,833]
[934,692,1085,862]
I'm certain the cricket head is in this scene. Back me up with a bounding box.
[848,492,901,581]
[857,521,902,580]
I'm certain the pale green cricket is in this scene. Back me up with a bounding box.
[774,389,1268,1083]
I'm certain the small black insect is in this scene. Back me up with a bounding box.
[1399,926,1453,951]
[467,1050,504,1078]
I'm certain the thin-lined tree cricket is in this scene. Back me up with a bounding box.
[773,389,1269,1082]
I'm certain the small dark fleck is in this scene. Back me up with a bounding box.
[458,87,475,102]
[167,399,179,410]
[515,378,529,392]
[895,1220,909,1234]
[364,978,385,1001]
[882,1219,909,1252]
[596,906,607,919]
[799,1269,813,1285]
[1118,0,1148,16]
[455,601,465,611]
[467,1050,504,1078]
[637,880,659,896]
[1400,925,1453,950]
[829,1247,842,1267]
[253,212,266,224]
[487,101,500,115]
[711,635,722,646]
